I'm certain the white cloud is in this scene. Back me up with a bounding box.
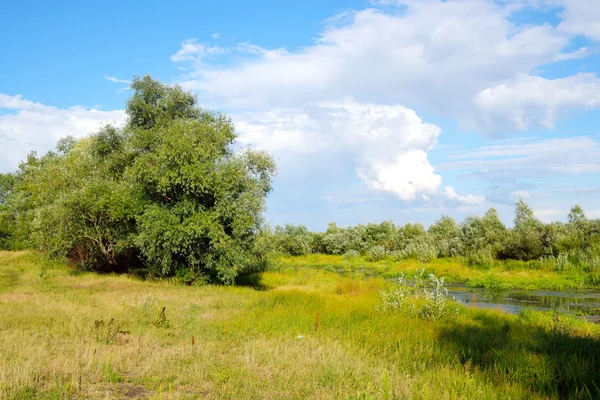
[172,0,598,132]
[104,76,131,84]
[472,73,600,131]
[534,208,563,222]
[0,94,125,172]
[0,94,47,112]
[440,136,600,180]
[234,100,443,201]
[512,190,531,199]
[444,186,485,205]
[588,210,600,219]
[211,32,221,39]
[170,39,226,63]
[556,0,600,41]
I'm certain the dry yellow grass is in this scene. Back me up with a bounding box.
[1,251,599,399]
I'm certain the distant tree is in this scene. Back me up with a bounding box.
[429,215,461,257]
[568,205,587,225]
[428,215,459,240]
[514,198,537,229]
[0,173,15,249]
[502,199,545,260]
[273,224,314,256]
[322,223,367,254]
[364,221,397,250]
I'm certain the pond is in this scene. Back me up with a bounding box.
[446,284,600,322]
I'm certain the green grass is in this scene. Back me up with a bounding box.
[275,254,598,290]
[1,251,599,399]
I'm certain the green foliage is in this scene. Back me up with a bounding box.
[343,249,360,260]
[377,269,459,320]
[2,75,276,284]
[402,240,438,263]
[0,173,15,249]
[365,245,387,262]
[268,200,600,273]
[272,224,314,256]
[321,223,367,254]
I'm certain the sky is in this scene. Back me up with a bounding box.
[1,0,600,230]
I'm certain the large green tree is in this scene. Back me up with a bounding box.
[8,75,276,283]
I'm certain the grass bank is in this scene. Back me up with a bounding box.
[275,254,600,290]
[1,251,599,399]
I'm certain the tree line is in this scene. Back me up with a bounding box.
[268,202,600,271]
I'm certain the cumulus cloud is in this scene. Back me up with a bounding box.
[444,186,485,205]
[172,0,599,133]
[233,100,443,201]
[472,74,600,131]
[0,94,125,172]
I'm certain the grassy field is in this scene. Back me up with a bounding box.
[1,251,600,399]
[275,254,600,291]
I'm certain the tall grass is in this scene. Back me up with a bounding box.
[275,253,599,290]
[1,251,599,399]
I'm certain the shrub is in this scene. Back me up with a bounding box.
[366,245,387,262]
[273,224,313,256]
[465,247,495,269]
[343,249,360,260]
[403,240,437,263]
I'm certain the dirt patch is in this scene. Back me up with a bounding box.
[0,292,32,302]
[120,384,148,399]
[93,383,149,399]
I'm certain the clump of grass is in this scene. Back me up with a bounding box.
[93,318,130,344]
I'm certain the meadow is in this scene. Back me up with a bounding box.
[274,254,600,291]
[1,251,600,400]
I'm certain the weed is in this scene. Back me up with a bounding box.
[377,269,458,320]
[153,306,170,328]
[93,318,130,344]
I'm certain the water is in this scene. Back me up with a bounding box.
[445,284,600,322]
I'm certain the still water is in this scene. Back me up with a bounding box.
[446,284,600,322]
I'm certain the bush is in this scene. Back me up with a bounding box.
[366,245,387,262]
[403,240,437,263]
[273,225,313,256]
[465,247,495,269]
[322,224,367,255]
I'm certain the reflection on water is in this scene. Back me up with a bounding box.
[446,285,600,322]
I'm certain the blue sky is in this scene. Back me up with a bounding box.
[1,0,600,230]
